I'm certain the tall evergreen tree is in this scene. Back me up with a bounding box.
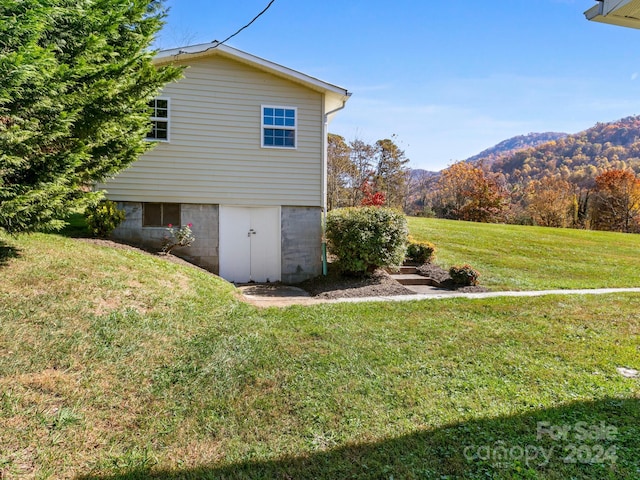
[0,0,182,233]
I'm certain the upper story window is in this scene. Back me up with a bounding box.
[262,106,296,148]
[147,98,170,141]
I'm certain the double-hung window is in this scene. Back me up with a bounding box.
[147,98,170,141]
[262,106,296,148]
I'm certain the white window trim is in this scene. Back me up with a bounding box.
[261,105,297,149]
[147,97,170,142]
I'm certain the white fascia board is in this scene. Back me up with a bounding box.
[154,42,350,101]
[601,0,635,16]
[585,0,640,29]
[602,0,637,15]
[585,2,605,20]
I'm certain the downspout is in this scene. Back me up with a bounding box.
[322,98,348,275]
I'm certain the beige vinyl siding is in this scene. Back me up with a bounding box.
[101,55,324,206]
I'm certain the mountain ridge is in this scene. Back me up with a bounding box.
[485,115,640,187]
[465,131,568,165]
[411,131,569,178]
[411,116,640,184]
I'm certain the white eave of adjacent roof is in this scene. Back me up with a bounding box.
[154,42,351,112]
[585,0,640,29]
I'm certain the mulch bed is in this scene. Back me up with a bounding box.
[297,268,416,299]
[416,263,490,294]
[297,263,489,299]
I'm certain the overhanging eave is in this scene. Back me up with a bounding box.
[585,0,640,29]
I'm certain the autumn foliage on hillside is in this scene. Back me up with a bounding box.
[591,169,640,233]
[465,131,567,165]
[489,116,640,187]
[407,116,640,233]
[431,162,508,222]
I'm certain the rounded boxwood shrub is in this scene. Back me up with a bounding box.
[449,264,480,286]
[85,200,125,238]
[406,238,436,265]
[326,207,408,275]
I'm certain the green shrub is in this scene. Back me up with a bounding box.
[449,264,480,286]
[85,200,125,238]
[406,238,436,264]
[326,207,408,275]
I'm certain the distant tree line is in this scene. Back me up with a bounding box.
[329,116,640,234]
[409,162,640,233]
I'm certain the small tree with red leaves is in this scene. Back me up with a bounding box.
[360,180,386,207]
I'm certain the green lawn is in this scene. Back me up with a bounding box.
[408,217,640,290]
[0,232,638,479]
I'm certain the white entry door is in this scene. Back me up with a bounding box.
[219,206,281,283]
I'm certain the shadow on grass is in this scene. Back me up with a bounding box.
[78,397,638,479]
[0,240,20,267]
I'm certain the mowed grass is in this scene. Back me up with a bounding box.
[0,232,639,479]
[408,217,640,290]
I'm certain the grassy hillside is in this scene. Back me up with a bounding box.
[408,217,640,290]
[0,232,638,479]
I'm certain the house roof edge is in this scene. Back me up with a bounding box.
[154,42,351,99]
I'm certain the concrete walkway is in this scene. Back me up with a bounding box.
[238,285,640,308]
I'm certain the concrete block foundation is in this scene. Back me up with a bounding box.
[111,202,321,283]
[111,202,219,274]
[281,206,322,284]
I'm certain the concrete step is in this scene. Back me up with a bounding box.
[387,265,418,275]
[390,273,435,286]
[399,265,418,274]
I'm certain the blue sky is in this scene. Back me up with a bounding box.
[157,0,640,171]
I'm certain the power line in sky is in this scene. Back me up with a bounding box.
[214,0,277,47]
